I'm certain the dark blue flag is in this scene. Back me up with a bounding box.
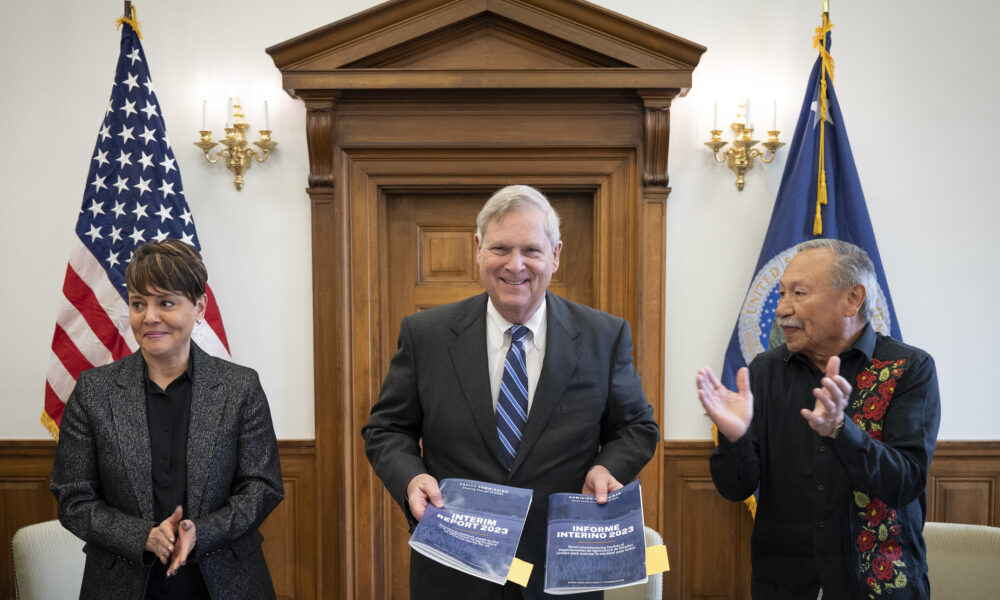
[720,20,902,399]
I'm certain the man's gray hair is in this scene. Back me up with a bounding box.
[795,238,877,323]
[477,185,561,252]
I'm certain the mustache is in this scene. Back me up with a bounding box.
[775,317,804,329]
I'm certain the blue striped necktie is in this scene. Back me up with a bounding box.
[496,325,529,470]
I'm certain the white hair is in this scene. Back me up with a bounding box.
[795,238,877,323]
[476,185,561,251]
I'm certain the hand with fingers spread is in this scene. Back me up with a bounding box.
[801,355,851,437]
[406,473,444,521]
[697,366,753,443]
[167,518,196,577]
[144,505,182,566]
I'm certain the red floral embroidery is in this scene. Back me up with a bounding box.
[857,370,876,389]
[872,556,894,581]
[857,530,877,551]
[851,357,909,597]
[862,396,889,420]
[879,539,903,562]
[852,358,906,442]
[864,498,889,526]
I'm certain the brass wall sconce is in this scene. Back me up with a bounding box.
[195,98,277,190]
[705,100,784,191]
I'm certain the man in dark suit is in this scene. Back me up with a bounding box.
[363,185,659,599]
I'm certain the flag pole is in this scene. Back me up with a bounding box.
[813,1,832,235]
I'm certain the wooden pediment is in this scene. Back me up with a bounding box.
[266,0,705,93]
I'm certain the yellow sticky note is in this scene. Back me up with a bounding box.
[646,544,670,575]
[507,557,533,587]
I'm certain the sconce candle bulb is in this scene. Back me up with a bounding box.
[195,97,277,191]
[705,103,784,191]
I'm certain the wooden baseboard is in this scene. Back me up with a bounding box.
[0,440,316,600]
[659,440,1000,600]
[1,439,996,600]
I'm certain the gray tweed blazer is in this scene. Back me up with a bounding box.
[50,343,284,600]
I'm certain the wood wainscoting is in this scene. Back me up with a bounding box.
[660,440,1000,600]
[0,440,316,600]
[1,439,997,599]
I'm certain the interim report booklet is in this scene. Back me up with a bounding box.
[543,479,647,595]
[408,478,533,585]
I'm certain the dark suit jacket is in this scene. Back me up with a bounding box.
[363,292,659,599]
[50,343,284,600]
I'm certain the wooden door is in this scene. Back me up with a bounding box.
[384,189,594,324]
[380,188,595,596]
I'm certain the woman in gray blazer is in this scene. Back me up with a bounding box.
[51,239,284,600]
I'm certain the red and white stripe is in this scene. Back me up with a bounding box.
[43,237,230,438]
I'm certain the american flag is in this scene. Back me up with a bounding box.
[42,20,230,438]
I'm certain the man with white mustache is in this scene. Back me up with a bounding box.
[697,239,940,600]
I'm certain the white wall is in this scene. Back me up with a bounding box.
[1,0,996,440]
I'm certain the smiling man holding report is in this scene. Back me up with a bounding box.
[363,185,659,599]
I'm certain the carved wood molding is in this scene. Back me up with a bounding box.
[265,0,706,94]
[302,94,339,190]
[637,90,677,187]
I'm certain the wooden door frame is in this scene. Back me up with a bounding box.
[328,147,665,596]
[304,121,671,600]
[296,100,676,600]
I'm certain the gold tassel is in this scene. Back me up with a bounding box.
[40,411,60,442]
[812,14,834,236]
[814,157,828,235]
[115,4,143,39]
[744,493,758,519]
[812,16,835,80]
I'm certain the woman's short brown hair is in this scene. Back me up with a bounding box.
[125,239,207,304]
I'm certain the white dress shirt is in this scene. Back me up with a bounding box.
[486,298,547,414]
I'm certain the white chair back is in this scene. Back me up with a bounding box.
[11,519,86,600]
[923,521,1000,600]
[604,526,664,600]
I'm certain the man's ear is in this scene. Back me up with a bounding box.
[845,284,866,317]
